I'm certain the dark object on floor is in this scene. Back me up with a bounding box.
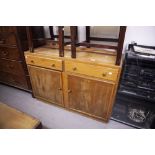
[111,43,155,129]
[111,93,155,129]
[0,102,41,129]
[120,44,155,103]
[150,116,155,129]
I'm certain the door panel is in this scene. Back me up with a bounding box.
[28,66,63,106]
[67,74,115,120]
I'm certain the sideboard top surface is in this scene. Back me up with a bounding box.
[25,45,121,68]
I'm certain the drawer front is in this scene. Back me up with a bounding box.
[0,71,28,89]
[65,61,119,82]
[0,33,17,45]
[25,55,63,71]
[0,27,16,33]
[0,59,25,75]
[0,47,20,60]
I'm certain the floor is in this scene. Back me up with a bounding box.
[0,84,133,129]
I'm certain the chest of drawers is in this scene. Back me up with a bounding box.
[0,26,45,91]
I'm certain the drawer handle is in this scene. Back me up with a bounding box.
[51,64,55,67]
[0,40,5,44]
[68,90,72,93]
[72,67,77,71]
[58,88,62,91]
[102,73,107,77]
[31,60,34,63]
[2,51,8,56]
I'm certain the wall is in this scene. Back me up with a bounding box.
[43,26,120,42]
[123,26,155,51]
[43,26,155,50]
[43,26,58,38]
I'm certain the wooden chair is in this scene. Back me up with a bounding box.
[26,26,78,57]
[26,26,126,65]
[70,26,126,65]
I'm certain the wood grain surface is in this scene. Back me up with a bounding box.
[25,47,121,122]
[26,54,63,71]
[65,60,119,82]
[28,65,63,106]
[0,102,40,129]
[66,74,115,121]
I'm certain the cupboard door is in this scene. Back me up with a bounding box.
[67,74,115,121]
[28,66,63,106]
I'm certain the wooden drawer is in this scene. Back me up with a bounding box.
[0,71,28,89]
[0,59,25,76]
[0,47,20,60]
[65,61,119,82]
[0,32,17,45]
[25,55,63,71]
[0,27,16,33]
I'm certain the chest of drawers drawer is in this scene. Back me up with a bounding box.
[0,71,28,89]
[25,55,63,71]
[0,59,25,75]
[0,47,20,60]
[65,60,119,82]
[0,27,16,33]
[0,32,17,45]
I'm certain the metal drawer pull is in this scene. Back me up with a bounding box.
[51,64,55,67]
[72,67,77,71]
